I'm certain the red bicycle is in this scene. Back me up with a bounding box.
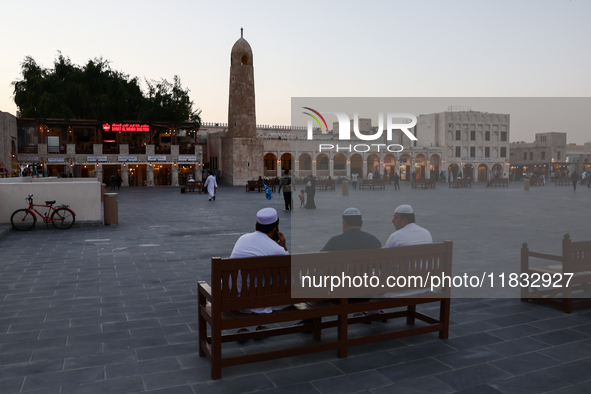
[11,194,76,231]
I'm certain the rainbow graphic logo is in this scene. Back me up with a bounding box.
[302,107,329,133]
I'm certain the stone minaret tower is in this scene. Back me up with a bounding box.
[228,28,256,138]
[221,29,263,185]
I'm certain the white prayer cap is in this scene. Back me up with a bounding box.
[257,208,278,225]
[394,204,414,214]
[342,207,361,216]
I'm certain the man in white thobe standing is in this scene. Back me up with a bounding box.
[204,172,218,201]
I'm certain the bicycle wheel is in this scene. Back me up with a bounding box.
[51,207,76,229]
[11,209,36,231]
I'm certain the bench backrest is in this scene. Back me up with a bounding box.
[563,234,591,273]
[211,241,453,310]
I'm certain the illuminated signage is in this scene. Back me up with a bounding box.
[105,123,150,132]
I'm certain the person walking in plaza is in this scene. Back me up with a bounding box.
[385,204,432,247]
[110,174,116,190]
[321,208,381,251]
[393,172,400,190]
[305,175,316,209]
[571,170,579,192]
[204,171,218,201]
[116,173,122,190]
[278,169,295,211]
[367,171,373,180]
[351,172,358,189]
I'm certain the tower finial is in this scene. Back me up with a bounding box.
[241,28,243,38]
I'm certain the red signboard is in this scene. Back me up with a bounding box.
[109,123,150,132]
[102,124,110,131]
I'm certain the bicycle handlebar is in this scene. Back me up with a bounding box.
[26,195,33,204]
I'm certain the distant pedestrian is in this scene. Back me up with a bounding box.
[305,175,316,209]
[278,169,295,211]
[571,171,578,192]
[204,172,218,201]
[351,172,358,189]
[393,173,400,190]
[110,174,116,190]
[116,174,122,190]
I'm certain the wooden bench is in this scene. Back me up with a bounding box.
[198,242,453,379]
[529,177,545,186]
[488,178,509,187]
[449,179,472,188]
[521,234,591,313]
[186,181,205,193]
[316,179,336,191]
[554,177,572,186]
[412,179,436,189]
[246,180,264,192]
[359,179,385,190]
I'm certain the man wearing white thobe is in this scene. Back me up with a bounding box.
[204,172,218,201]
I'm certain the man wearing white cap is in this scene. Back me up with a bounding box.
[230,208,289,315]
[321,208,381,251]
[384,204,432,247]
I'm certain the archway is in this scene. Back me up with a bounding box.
[280,153,293,172]
[429,154,441,181]
[384,154,396,181]
[414,154,426,180]
[366,154,379,178]
[333,153,347,177]
[399,153,412,181]
[351,154,363,178]
[264,153,277,177]
[492,164,503,178]
[478,164,488,182]
[448,164,459,180]
[462,164,474,180]
[316,153,329,177]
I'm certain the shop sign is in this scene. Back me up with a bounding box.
[87,156,108,162]
[103,123,150,132]
[118,156,138,162]
[18,156,39,162]
[461,158,494,163]
[178,156,197,162]
[148,156,166,162]
[47,158,65,163]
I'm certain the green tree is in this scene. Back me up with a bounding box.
[12,53,201,126]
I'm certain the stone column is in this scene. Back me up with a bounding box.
[362,154,367,179]
[147,164,154,186]
[329,152,334,178]
[172,164,179,186]
[121,164,129,186]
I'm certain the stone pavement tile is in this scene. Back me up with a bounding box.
[548,380,591,394]
[435,346,505,369]
[64,349,137,370]
[484,337,551,357]
[538,341,591,363]
[530,329,589,346]
[0,359,64,380]
[371,376,455,394]
[136,342,199,360]
[70,313,128,327]
[447,320,501,336]
[528,316,588,331]
[176,349,245,369]
[102,318,161,333]
[544,357,591,384]
[130,324,191,339]
[266,363,343,387]
[0,350,32,366]
[32,343,103,361]
[487,323,546,340]
[390,341,457,362]
[44,309,101,321]
[255,382,322,394]
[450,300,492,314]
[165,331,198,345]
[443,332,504,351]
[490,371,570,394]
[569,323,591,335]
[191,373,274,393]
[103,335,170,354]
[0,337,65,353]
[329,351,401,374]
[60,376,144,394]
[489,351,561,376]
[0,330,41,343]
[68,330,132,345]
[39,324,102,340]
[21,366,104,392]
[0,377,24,393]
[8,319,71,333]
[483,313,539,328]
[481,304,536,316]
[454,385,504,394]
[377,358,451,383]
[434,364,512,392]
[143,386,197,394]
[105,357,180,380]
[312,370,393,394]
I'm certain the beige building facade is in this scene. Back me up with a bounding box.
[0,111,18,177]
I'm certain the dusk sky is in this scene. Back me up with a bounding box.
[1,0,590,143]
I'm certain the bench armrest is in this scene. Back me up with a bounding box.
[198,281,213,302]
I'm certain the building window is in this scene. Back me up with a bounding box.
[523,152,527,161]
[456,130,461,140]
[485,131,490,141]
[529,152,533,160]
[470,130,476,141]
[501,132,507,141]
[557,151,561,160]
[455,146,461,157]
[501,147,506,158]
[485,147,490,158]
[470,147,475,157]
[541,151,546,160]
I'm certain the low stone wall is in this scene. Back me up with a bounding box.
[0,177,102,225]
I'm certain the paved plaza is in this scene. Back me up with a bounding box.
[1,181,591,393]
